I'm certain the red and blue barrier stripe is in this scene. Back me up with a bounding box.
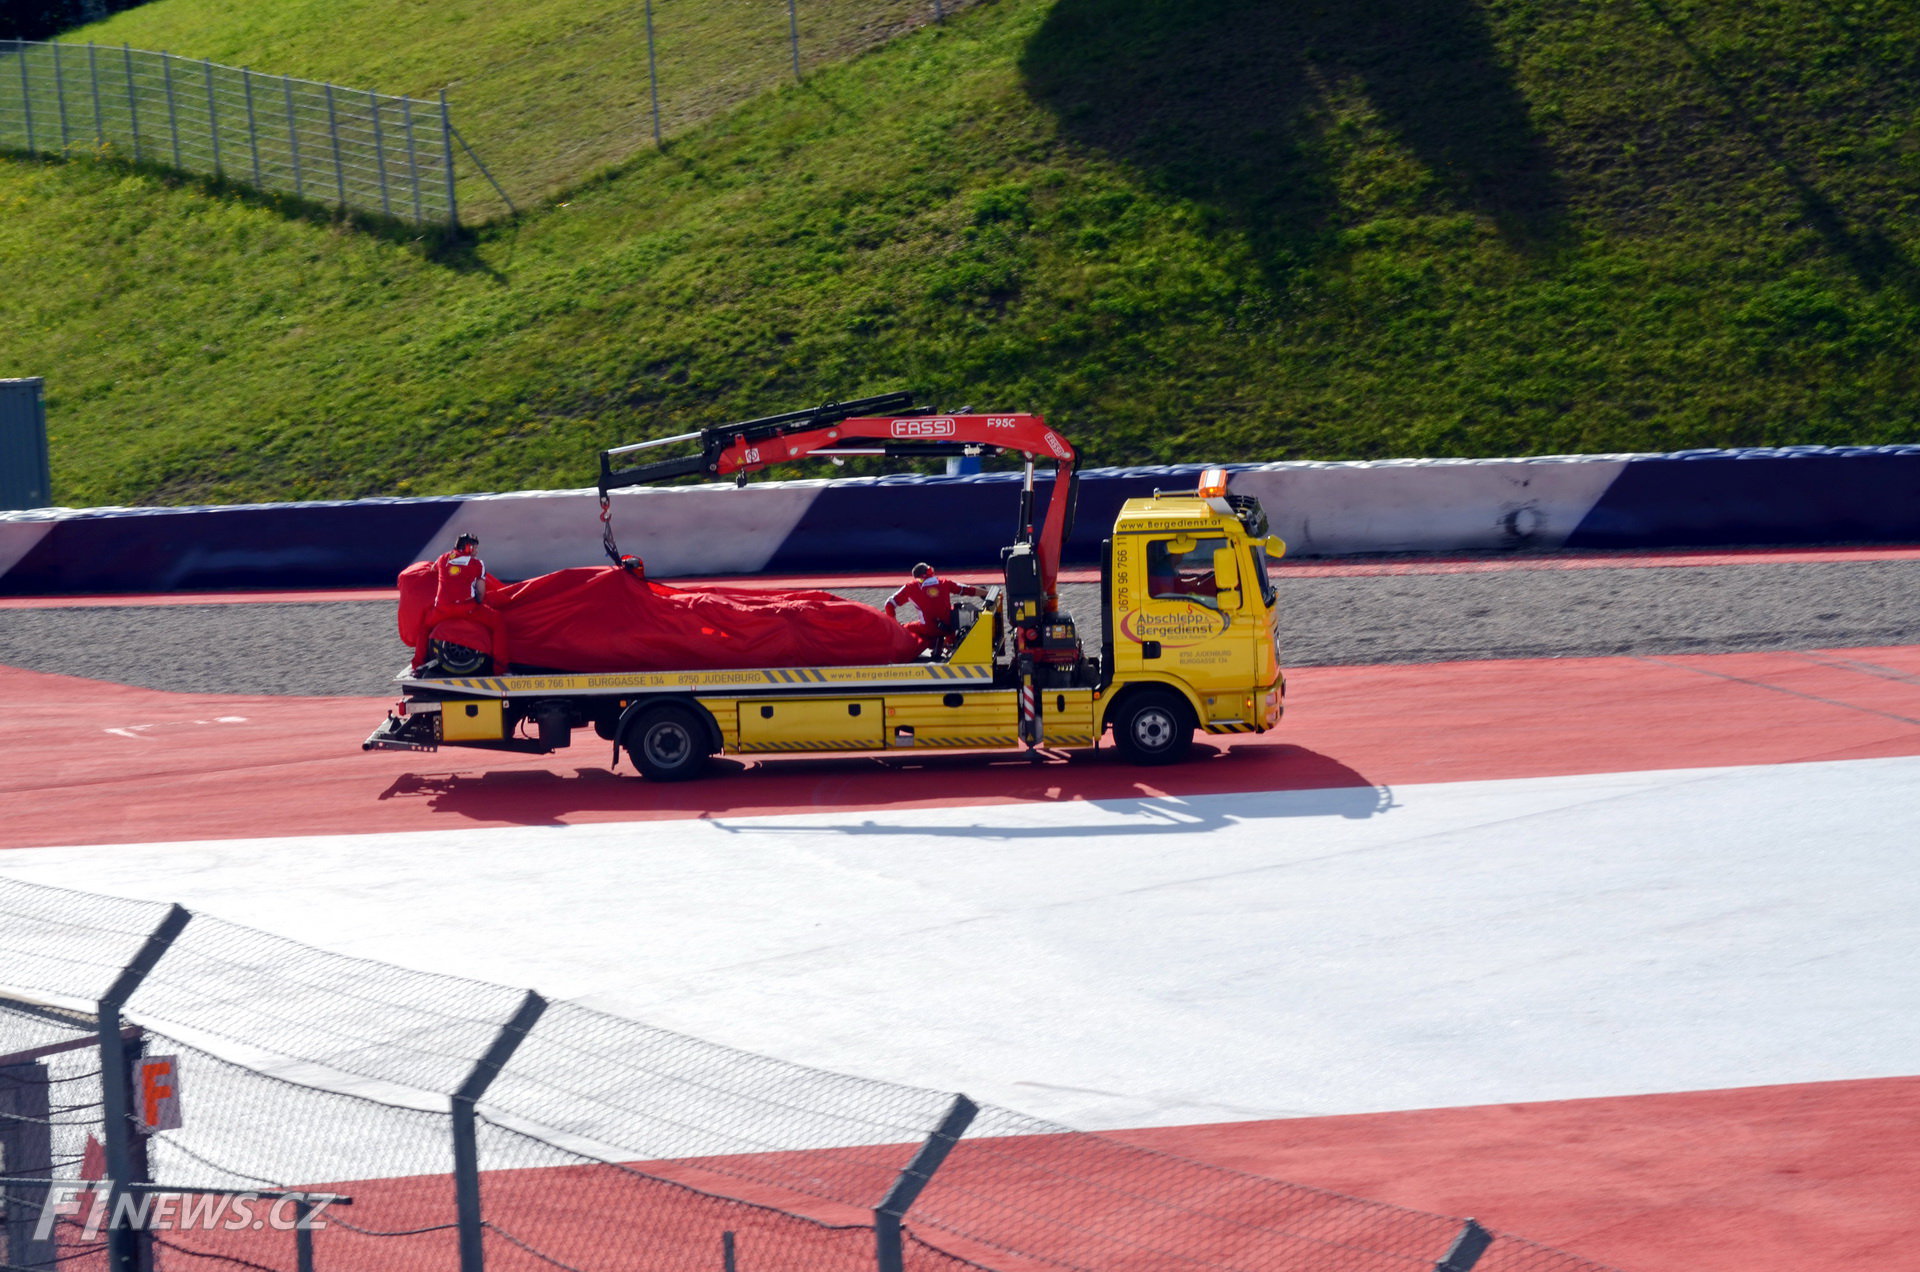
[1,445,1915,594]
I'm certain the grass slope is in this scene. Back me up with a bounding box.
[3,0,1918,507]
[50,0,973,219]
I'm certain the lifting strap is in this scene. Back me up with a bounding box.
[599,492,623,566]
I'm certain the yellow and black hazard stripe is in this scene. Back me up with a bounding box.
[737,738,879,753]
[896,734,1021,749]
[924,665,989,680]
[442,676,512,693]
[763,668,830,684]
[1204,721,1259,734]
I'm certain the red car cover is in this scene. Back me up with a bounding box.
[398,563,923,673]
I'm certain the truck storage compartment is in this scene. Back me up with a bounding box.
[885,690,1019,749]
[442,699,504,741]
[737,698,884,751]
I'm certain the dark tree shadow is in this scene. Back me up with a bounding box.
[0,143,510,278]
[1020,0,1567,285]
[1638,0,1920,301]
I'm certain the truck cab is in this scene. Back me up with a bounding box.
[1097,468,1285,762]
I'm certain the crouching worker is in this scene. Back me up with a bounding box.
[412,532,511,674]
[885,563,985,655]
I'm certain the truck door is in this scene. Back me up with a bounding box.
[1112,534,1255,700]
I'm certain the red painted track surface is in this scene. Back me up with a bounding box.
[9,636,1920,1272]
[5,646,1917,850]
[106,1077,1920,1272]
[1124,1076,1920,1271]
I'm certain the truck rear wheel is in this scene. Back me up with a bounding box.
[624,704,710,781]
[428,639,490,677]
[1111,689,1193,765]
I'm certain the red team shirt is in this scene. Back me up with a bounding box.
[887,575,980,628]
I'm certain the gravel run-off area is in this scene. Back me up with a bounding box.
[1,559,1914,698]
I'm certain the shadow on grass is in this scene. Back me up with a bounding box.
[1638,0,1920,302]
[1019,0,1567,286]
[0,145,510,279]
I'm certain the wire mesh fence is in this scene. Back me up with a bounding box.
[0,877,1627,1272]
[353,0,993,219]
[0,40,455,225]
[1,0,988,223]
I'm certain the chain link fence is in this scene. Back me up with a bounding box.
[0,39,456,224]
[2,0,988,224]
[0,877,1626,1272]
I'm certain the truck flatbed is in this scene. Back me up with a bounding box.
[397,659,997,699]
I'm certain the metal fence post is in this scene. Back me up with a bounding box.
[451,990,546,1272]
[369,89,390,216]
[88,43,102,145]
[438,89,457,226]
[788,0,801,81]
[292,1197,316,1272]
[98,904,191,1272]
[161,51,179,168]
[402,96,422,224]
[55,43,71,151]
[1434,1219,1494,1272]
[18,46,35,153]
[202,58,220,176]
[874,1094,977,1272]
[644,0,661,146]
[933,0,945,21]
[122,44,140,161]
[324,81,345,207]
[0,1060,55,1270]
[283,74,302,197]
[242,67,260,185]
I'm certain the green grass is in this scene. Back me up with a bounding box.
[2,0,1918,507]
[52,0,968,219]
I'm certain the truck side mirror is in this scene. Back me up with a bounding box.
[1265,534,1287,559]
[1212,547,1242,610]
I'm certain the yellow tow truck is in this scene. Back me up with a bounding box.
[364,394,1285,779]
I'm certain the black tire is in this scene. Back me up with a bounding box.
[623,704,711,782]
[428,639,490,677]
[1110,688,1194,765]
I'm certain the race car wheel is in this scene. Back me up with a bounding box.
[1110,688,1194,766]
[624,704,710,782]
[428,639,490,677]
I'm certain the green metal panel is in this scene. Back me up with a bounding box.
[0,378,51,511]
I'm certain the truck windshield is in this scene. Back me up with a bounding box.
[1250,544,1277,607]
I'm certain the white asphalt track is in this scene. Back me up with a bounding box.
[10,755,1916,1132]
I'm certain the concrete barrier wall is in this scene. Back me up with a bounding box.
[2,444,1915,595]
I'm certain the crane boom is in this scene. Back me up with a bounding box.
[598,394,1080,611]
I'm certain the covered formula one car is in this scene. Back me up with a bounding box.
[398,562,923,674]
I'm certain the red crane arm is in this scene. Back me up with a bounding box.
[709,414,1078,598]
[598,398,1079,608]
[707,413,1075,474]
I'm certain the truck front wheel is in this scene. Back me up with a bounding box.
[1110,689,1194,765]
[624,704,711,781]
